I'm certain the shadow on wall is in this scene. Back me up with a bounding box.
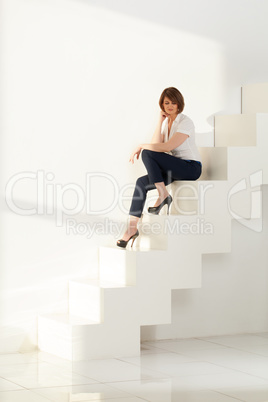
[75,0,268,80]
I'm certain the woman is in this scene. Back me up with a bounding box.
[117,87,202,248]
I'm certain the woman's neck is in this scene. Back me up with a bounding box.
[168,113,179,123]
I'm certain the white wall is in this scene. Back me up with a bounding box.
[0,0,268,351]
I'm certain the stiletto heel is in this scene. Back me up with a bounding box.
[131,236,137,248]
[167,203,170,215]
[117,230,139,249]
[148,195,172,215]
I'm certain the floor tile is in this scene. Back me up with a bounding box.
[212,350,268,380]
[3,333,268,401]
[143,338,224,354]
[0,353,38,366]
[97,398,145,402]
[0,361,98,389]
[253,332,268,339]
[72,358,168,383]
[170,346,234,361]
[171,371,268,390]
[119,353,231,377]
[107,379,172,402]
[140,344,168,355]
[229,343,268,357]
[215,385,268,402]
[169,389,242,402]
[0,390,51,402]
[24,350,73,370]
[199,334,268,359]
[108,379,242,402]
[171,346,268,380]
[0,377,23,392]
[32,383,135,401]
[120,351,196,366]
[200,334,268,350]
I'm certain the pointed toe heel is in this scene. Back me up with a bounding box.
[116,230,139,249]
[148,195,172,215]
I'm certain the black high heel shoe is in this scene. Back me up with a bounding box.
[148,195,173,215]
[116,230,139,249]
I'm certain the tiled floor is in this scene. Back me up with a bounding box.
[1,333,268,401]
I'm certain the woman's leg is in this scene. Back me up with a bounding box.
[153,182,170,207]
[120,215,139,242]
[129,175,155,218]
[120,170,177,241]
[141,149,201,206]
[141,149,201,182]
[120,175,155,241]
[119,151,201,242]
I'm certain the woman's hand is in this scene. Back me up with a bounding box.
[129,145,142,164]
[159,110,169,123]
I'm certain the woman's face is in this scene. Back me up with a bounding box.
[163,97,178,117]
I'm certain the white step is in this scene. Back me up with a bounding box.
[100,235,202,291]
[215,113,268,219]
[143,202,231,255]
[38,314,99,360]
[75,240,203,329]
[215,113,268,152]
[39,282,140,360]
[242,82,268,114]
[69,278,129,321]
[71,257,173,328]
[215,114,256,147]
[99,246,172,325]
[99,247,137,285]
[100,201,232,284]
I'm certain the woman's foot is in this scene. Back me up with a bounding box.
[153,192,170,207]
[117,227,139,248]
[120,226,138,242]
[116,215,140,248]
[148,194,172,215]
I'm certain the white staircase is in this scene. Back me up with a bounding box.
[38,83,268,360]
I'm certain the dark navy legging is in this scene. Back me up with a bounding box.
[129,149,202,217]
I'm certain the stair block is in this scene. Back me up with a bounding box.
[242,83,268,114]
[99,246,172,325]
[215,113,268,218]
[39,282,140,360]
[99,247,136,285]
[215,114,256,147]
[69,279,103,322]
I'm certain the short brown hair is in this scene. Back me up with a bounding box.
[159,87,185,114]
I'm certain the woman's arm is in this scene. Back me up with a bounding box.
[151,111,168,144]
[129,132,189,164]
[142,132,189,152]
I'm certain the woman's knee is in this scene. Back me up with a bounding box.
[194,165,202,180]
[134,175,151,196]
[141,149,154,162]
[136,175,147,190]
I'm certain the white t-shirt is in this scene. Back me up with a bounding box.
[161,113,201,162]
